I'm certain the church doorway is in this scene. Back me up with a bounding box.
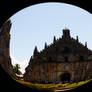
[60,72,71,83]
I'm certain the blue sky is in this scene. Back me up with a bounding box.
[10,2,92,73]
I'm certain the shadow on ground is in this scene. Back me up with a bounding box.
[0,65,92,92]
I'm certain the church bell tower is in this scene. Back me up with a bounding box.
[62,28,70,38]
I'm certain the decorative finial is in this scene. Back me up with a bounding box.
[44,42,47,49]
[33,46,39,56]
[85,42,87,48]
[53,36,56,43]
[76,36,79,42]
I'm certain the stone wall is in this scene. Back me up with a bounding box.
[0,19,15,77]
[24,61,92,83]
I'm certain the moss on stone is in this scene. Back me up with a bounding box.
[6,32,11,39]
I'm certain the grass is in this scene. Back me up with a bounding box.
[13,78,92,92]
[13,79,55,92]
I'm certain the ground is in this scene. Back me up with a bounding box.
[14,78,92,92]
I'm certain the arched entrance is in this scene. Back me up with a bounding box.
[60,72,71,83]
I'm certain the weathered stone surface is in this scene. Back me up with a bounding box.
[0,19,15,77]
[24,61,92,83]
[24,29,92,83]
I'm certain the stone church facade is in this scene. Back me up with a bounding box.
[24,29,92,83]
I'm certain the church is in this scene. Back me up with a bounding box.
[24,29,92,83]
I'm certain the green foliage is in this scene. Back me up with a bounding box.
[6,32,11,39]
[14,78,92,92]
[13,64,22,75]
[27,84,55,92]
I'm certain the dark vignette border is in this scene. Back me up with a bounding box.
[0,0,92,92]
[0,0,92,27]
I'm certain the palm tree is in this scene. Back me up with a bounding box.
[13,64,22,75]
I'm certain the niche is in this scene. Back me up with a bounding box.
[79,55,84,61]
[64,56,68,62]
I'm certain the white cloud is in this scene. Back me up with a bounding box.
[11,55,29,74]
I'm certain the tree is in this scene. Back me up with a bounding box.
[13,64,22,75]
